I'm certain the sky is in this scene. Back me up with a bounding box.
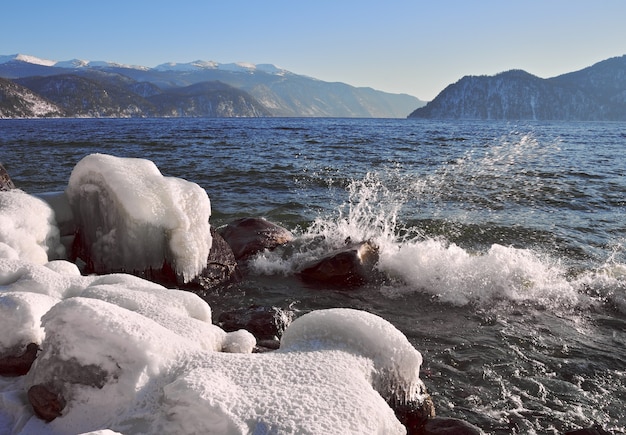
[2,0,626,101]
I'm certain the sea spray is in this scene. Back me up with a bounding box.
[378,239,579,307]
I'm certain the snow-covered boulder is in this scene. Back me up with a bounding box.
[66,154,212,283]
[0,190,65,264]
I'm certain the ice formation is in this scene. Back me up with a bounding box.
[0,257,422,434]
[0,190,65,264]
[0,156,427,434]
[66,154,212,283]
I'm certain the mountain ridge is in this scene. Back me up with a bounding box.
[408,55,626,121]
[0,54,424,118]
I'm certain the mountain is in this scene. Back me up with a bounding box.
[0,54,425,118]
[409,55,626,121]
[0,77,65,118]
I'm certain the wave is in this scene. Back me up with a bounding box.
[249,170,626,313]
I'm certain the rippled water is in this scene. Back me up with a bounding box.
[1,117,625,433]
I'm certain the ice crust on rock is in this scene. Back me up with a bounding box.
[0,157,426,434]
[0,258,423,434]
[0,190,65,264]
[66,154,212,283]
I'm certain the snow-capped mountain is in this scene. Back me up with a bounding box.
[0,54,289,76]
[0,53,425,118]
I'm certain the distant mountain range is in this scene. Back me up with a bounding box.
[0,54,424,118]
[409,55,626,121]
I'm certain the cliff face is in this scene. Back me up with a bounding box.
[0,77,65,118]
[409,55,626,121]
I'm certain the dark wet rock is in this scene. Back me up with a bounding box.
[190,227,241,289]
[218,217,294,261]
[28,384,66,422]
[217,305,295,340]
[298,240,379,286]
[0,343,39,377]
[421,417,483,435]
[0,163,16,191]
[389,391,436,434]
[564,425,612,435]
[254,339,281,352]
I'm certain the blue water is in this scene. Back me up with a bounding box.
[1,117,625,433]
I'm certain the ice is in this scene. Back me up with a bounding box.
[0,156,426,434]
[281,308,424,402]
[221,330,256,353]
[66,154,212,283]
[0,190,65,264]
[0,292,57,352]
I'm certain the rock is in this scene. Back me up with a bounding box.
[254,339,281,352]
[0,343,39,377]
[190,227,240,289]
[388,386,436,434]
[422,417,483,435]
[0,163,16,190]
[28,384,66,422]
[218,217,293,260]
[217,305,295,341]
[564,425,612,435]
[298,240,379,286]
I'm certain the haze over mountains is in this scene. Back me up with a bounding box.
[409,55,626,121]
[0,54,424,118]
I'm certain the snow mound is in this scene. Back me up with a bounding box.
[66,154,212,283]
[0,190,65,264]
[281,308,423,403]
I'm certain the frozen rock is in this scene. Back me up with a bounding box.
[0,190,65,264]
[66,154,212,283]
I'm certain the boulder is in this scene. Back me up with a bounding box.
[387,381,436,434]
[0,343,39,377]
[564,426,612,435]
[218,217,293,260]
[28,384,66,422]
[190,226,240,289]
[298,240,379,286]
[422,417,483,435]
[217,305,295,341]
[0,163,15,191]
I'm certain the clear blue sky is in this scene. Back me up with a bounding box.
[2,0,625,100]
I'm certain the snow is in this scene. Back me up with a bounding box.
[0,259,422,434]
[0,190,65,264]
[66,154,212,283]
[0,154,425,434]
[14,54,56,67]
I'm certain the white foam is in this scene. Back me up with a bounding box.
[380,239,578,306]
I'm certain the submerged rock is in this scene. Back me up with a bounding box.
[218,217,293,261]
[422,417,483,435]
[0,343,39,377]
[298,240,379,286]
[564,426,612,435]
[0,163,15,191]
[217,305,296,341]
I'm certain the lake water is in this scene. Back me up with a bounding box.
[1,117,625,433]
